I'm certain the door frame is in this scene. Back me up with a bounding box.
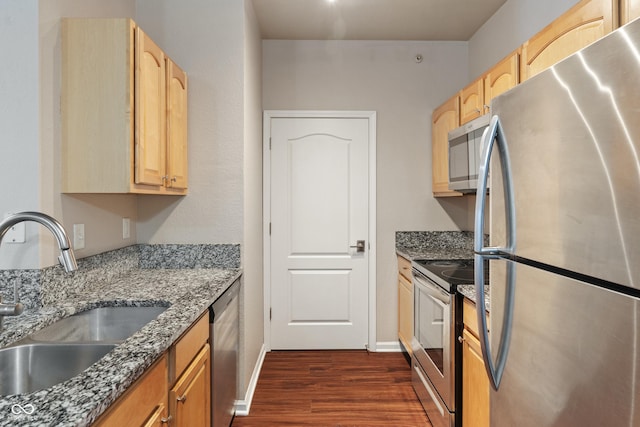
[263,110,377,351]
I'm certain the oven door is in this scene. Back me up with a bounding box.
[411,269,456,411]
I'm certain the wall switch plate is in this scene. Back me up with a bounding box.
[122,218,131,239]
[73,224,85,250]
[3,213,25,243]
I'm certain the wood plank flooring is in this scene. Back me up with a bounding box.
[231,350,431,426]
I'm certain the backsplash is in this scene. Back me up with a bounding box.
[1,244,241,309]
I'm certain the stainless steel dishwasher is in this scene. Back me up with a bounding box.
[209,279,240,427]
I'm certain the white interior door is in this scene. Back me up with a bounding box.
[269,115,371,349]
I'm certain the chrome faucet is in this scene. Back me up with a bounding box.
[0,212,78,329]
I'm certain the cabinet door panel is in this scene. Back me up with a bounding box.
[431,95,461,197]
[171,345,211,427]
[484,52,519,112]
[621,0,640,24]
[167,59,188,190]
[398,274,413,354]
[521,0,614,81]
[459,78,484,125]
[462,328,489,427]
[136,27,167,187]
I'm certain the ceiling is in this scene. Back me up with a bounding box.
[251,0,508,41]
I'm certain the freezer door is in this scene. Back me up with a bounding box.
[490,259,640,427]
[490,18,640,290]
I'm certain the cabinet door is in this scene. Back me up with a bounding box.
[462,328,490,427]
[621,0,640,24]
[483,52,519,113]
[166,58,188,190]
[93,355,168,427]
[171,344,211,427]
[521,0,615,81]
[142,404,170,427]
[431,95,462,197]
[135,26,167,187]
[398,274,413,355]
[459,78,484,125]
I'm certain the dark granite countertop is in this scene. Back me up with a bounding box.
[395,231,490,309]
[0,245,240,427]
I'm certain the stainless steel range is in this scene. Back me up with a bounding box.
[410,259,487,427]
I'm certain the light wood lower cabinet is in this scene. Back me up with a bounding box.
[397,256,413,355]
[171,345,211,427]
[170,313,211,427]
[461,298,490,427]
[93,354,169,427]
[93,312,210,427]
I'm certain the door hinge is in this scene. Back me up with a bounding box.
[269,222,271,235]
[270,308,272,320]
[269,137,272,150]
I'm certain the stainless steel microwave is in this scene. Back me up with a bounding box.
[447,114,490,193]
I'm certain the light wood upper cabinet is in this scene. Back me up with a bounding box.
[135,27,167,187]
[62,18,188,195]
[459,78,485,125]
[484,52,519,112]
[520,0,616,81]
[166,59,189,190]
[431,95,462,197]
[620,0,640,24]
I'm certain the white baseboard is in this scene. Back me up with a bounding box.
[374,341,403,352]
[234,344,267,416]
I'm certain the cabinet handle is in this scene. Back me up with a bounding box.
[160,415,172,424]
[171,177,177,182]
[458,335,465,344]
[177,394,187,403]
[161,175,169,181]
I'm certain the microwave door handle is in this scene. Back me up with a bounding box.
[473,115,517,390]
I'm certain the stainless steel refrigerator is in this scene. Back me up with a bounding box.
[473,17,640,427]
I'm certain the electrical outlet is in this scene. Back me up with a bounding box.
[122,218,131,239]
[73,224,85,250]
[3,213,25,243]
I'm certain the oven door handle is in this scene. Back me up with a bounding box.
[474,115,516,391]
[412,274,449,306]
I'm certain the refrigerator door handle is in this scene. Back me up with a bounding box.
[474,115,516,390]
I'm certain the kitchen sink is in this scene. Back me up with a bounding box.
[0,305,168,395]
[0,342,116,395]
[29,306,167,342]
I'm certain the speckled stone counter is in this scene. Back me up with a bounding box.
[396,231,490,311]
[457,284,490,312]
[396,231,478,260]
[0,244,241,427]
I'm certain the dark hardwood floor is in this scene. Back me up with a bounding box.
[231,350,431,426]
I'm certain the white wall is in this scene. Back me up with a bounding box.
[135,0,244,246]
[242,0,264,402]
[262,40,471,342]
[0,0,40,269]
[468,0,580,78]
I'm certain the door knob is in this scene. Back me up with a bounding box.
[350,240,365,253]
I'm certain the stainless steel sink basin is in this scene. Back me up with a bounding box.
[0,342,116,395]
[29,306,167,342]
